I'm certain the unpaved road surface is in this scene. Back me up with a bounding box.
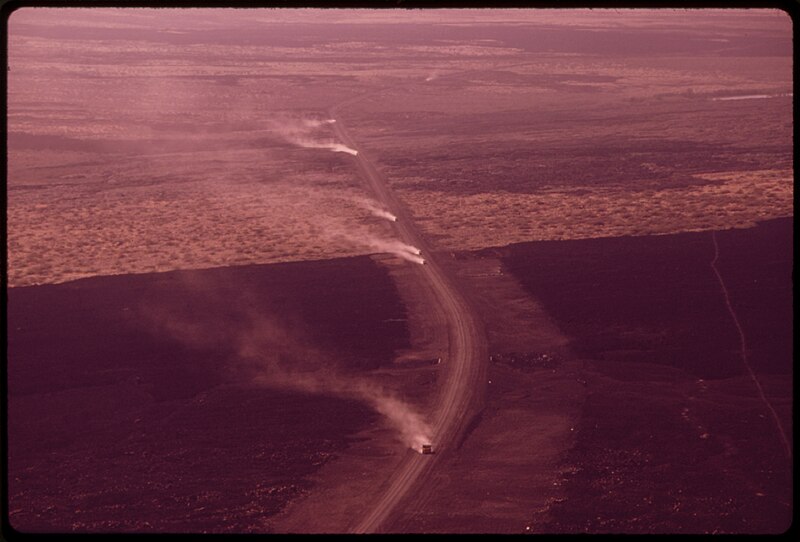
[329,108,488,533]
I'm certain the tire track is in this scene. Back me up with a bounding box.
[709,230,792,459]
[327,106,487,534]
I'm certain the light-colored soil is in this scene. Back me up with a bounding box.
[7,174,377,287]
[392,168,793,252]
[9,15,792,289]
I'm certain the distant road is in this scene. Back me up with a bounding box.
[328,106,488,533]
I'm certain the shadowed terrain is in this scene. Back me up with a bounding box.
[495,218,793,533]
[8,256,410,532]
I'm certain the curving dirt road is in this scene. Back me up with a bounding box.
[328,106,488,533]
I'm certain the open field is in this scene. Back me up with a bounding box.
[498,218,793,533]
[8,218,792,533]
[498,217,793,378]
[7,9,791,287]
[5,7,793,536]
[364,218,791,534]
[344,62,791,250]
[7,255,413,532]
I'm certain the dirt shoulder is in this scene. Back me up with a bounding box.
[270,249,585,533]
[391,360,587,533]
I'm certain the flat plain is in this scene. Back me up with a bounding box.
[7,8,791,286]
[5,8,793,535]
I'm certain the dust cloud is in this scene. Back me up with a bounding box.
[142,284,432,452]
[142,115,431,450]
[320,219,424,265]
[302,118,337,128]
[353,196,398,222]
[268,115,357,155]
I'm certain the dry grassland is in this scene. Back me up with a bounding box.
[8,10,792,288]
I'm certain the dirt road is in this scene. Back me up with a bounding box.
[328,108,488,533]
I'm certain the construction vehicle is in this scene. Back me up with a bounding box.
[421,444,434,454]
